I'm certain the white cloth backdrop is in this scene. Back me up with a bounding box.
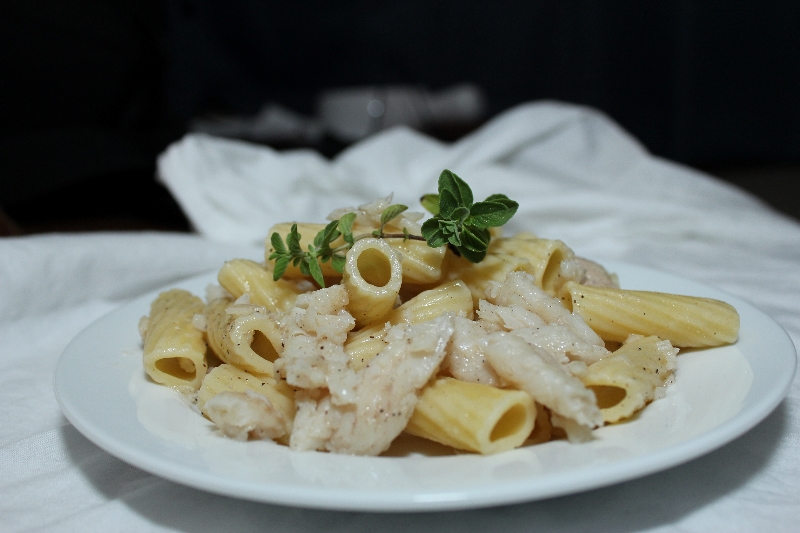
[2,101,798,532]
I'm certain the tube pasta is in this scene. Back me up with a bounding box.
[382,236,446,284]
[392,280,474,322]
[197,363,296,441]
[343,238,403,328]
[443,251,535,309]
[197,363,293,414]
[580,335,678,423]
[142,289,208,392]
[218,258,304,313]
[205,298,283,374]
[559,281,740,347]
[139,190,742,458]
[489,233,581,295]
[405,377,537,454]
[345,280,474,370]
[345,323,389,371]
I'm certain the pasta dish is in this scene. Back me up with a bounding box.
[137,171,740,456]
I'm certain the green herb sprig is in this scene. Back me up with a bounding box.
[420,169,518,263]
[268,207,416,287]
[268,169,517,286]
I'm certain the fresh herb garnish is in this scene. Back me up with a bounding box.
[373,204,409,238]
[420,169,518,263]
[269,208,411,287]
[269,169,517,286]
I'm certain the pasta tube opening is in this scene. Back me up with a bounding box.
[489,402,533,442]
[357,248,393,287]
[488,235,580,296]
[154,357,197,381]
[205,300,284,374]
[406,377,537,454]
[587,385,627,410]
[343,238,403,328]
[251,330,278,362]
[541,247,568,293]
[142,289,208,392]
[579,335,678,423]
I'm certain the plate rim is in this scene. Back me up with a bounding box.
[53,261,797,512]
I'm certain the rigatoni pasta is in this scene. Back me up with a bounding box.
[138,181,740,457]
[217,258,303,313]
[342,238,403,328]
[405,377,537,454]
[141,289,208,392]
[204,298,283,375]
[344,280,474,370]
[579,335,678,423]
[390,279,474,324]
[197,363,295,427]
[383,236,447,284]
[489,233,583,296]
[559,281,740,347]
[443,252,535,309]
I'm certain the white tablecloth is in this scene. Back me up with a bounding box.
[2,101,798,532]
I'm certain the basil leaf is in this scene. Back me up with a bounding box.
[314,220,340,249]
[485,193,511,203]
[298,257,310,276]
[441,218,460,238]
[450,205,471,225]
[338,212,357,245]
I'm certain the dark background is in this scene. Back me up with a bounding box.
[2,0,799,234]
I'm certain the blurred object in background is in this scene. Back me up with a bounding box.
[188,83,486,149]
[317,83,486,143]
[189,83,486,155]
[189,103,324,147]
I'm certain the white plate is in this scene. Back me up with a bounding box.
[54,262,796,512]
